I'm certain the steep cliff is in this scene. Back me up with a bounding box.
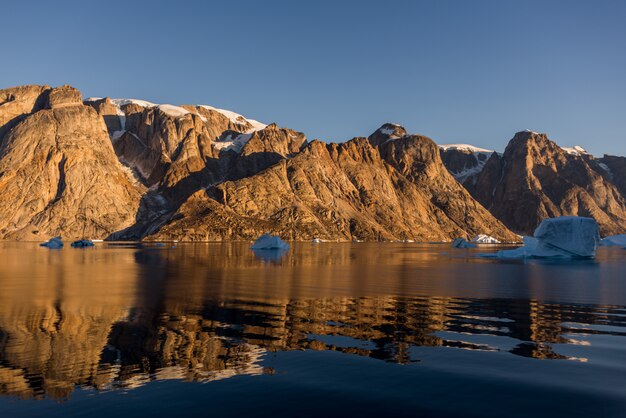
[0,85,142,240]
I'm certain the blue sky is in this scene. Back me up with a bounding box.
[2,0,625,156]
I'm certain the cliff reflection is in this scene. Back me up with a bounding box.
[0,243,624,400]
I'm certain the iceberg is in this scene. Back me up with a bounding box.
[250,234,290,250]
[599,234,626,247]
[481,216,599,259]
[71,239,94,248]
[451,238,477,248]
[40,236,64,249]
[471,234,500,244]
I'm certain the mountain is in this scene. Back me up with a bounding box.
[440,131,626,236]
[0,85,142,240]
[149,125,517,242]
[0,83,572,242]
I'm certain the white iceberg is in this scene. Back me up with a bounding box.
[599,234,626,247]
[481,216,599,259]
[250,234,290,250]
[40,236,64,249]
[451,238,477,248]
[471,234,500,244]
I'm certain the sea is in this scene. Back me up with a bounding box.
[0,242,625,418]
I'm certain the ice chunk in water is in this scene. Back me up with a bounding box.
[481,217,599,259]
[599,235,626,247]
[471,234,500,244]
[251,234,290,250]
[71,239,94,248]
[533,216,599,257]
[451,238,477,248]
[40,236,63,249]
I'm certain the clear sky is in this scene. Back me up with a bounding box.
[2,0,625,156]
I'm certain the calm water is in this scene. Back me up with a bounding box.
[1,242,626,418]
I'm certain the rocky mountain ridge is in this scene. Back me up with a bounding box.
[1,83,623,241]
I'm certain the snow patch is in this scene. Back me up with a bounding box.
[598,162,612,176]
[157,104,190,118]
[213,133,253,153]
[111,98,158,108]
[200,105,267,132]
[439,144,499,182]
[439,144,494,153]
[561,145,589,156]
[450,163,488,183]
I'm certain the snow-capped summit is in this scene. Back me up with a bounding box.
[560,145,589,156]
[368,123,408,146]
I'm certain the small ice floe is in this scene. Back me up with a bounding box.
[471,235,500,244]
[599,235,626,247]
[480,216,600,259]
[451,238,477,248]
[71,239,94,248]
[40,236,64,249]
[251,234,290,250]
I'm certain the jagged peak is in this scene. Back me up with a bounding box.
[374,123,407,138]
[368,123,407,147]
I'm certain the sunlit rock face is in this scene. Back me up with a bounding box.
[458,131,626,236]
[151,128,517,242]
[0,85,142,240]
[1,84,521,242]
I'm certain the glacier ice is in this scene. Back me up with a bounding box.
[480,216,599,259]
[40,236,64,249]
[251,234,290,250]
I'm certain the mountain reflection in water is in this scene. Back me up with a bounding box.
[0,242,625,402]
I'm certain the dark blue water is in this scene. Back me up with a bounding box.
[0,242,625,417]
